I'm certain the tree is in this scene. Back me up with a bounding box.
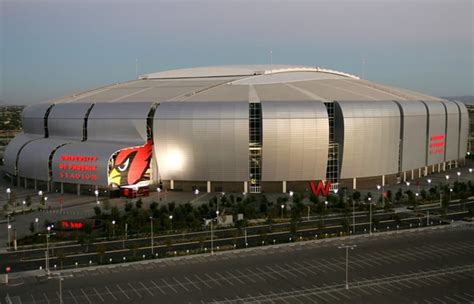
[352,191,361,202]
[150,202,158,211]
[102,199,111,211]
[135,199,143,209]
[25,195,32,207]
[56,249,66,269]
[93,206,102,217]
[124,202,133,213]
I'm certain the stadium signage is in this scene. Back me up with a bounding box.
[58,154,98,181]
[309,180,331,196]
[429,134,445,155]
[60,220,84,230]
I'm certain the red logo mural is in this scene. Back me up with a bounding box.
[109,140,153,187]
[58,154,98,181]
[309,180,331,196]
[429,134,445,155]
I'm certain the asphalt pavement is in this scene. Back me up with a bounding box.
[1,223,474,303]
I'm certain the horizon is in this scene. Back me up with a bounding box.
[1,0,473,105]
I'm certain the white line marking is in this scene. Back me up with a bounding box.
[92,288,104,302]
[67,290,79,304]
[116,284,130,299]
[105,286,118,301]
[149,279,167,295]
[235,270,257,283]
[139,281,154,296]
[80,288,92,304]
[162,278,178,293]
[43,293,50,304]
[204,273,223,287]
[225,271,245,284]
[193,275,213,289]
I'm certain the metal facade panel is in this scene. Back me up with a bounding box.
[51,142,133,185]
[396,100,428,171]
[443,100,460,161]
[87,102,152,144]
[2,134,42,174]
[154,102,249,181]
[47,103,92,139]
[454,100,469,158]
[74,88,145,102]
[22,103,52,134]
[261,101,329,181]
[423,101,446,165]
[17,138,71,180]
[338,101,400,178]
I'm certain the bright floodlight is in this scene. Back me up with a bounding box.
[427,179,432,184]
[169,215,173,220]
[376,185,381,190]
[333,189,338,194]
[445,175,450,180]
[112,220,116,225]
[289,191,294,197]
[47,226,51,231]
[194,189,199,195]
[94,190,99,196]
[38,190,43,196]
[216,210,220,216]
[325,200,328,205]
[406,182,410,187]
[157,187,161,193]
[22,200,25,205]
[415,192,419,197]
[368,197,372,201]
[469,168,473,173]
[6,188,11,194]
[35,218,39,223]
[457,172,461,177]
[281,204,284,209]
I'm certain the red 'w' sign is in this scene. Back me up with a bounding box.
[309,181,331,196]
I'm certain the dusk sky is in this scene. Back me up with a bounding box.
[1,0,473,105]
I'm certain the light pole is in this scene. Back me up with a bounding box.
[94,189,99,204]
[457,171,461,183]
[169,214,173,231]
[124,223,128,249]
[368,197,373,236]
[6,188,11,202]
[7,223,12,250]
[210,219,214,255]
[352,197,356,234]
[280,204,285,219]
[44,196,48,209]
[22,200,26,212]
[469,168,473,180]
[449,188,453,201]
[150,217,154,255]
[427,178,432,189]
[112,220,116,237]
[338,244,357,290]
[35,218,39,233]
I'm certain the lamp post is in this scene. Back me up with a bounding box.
[35,218,39,233]
[469,168,473,180]
[94,190,99,204]
[123,223,128,249]
[449,188,453,201]
[6,188,11,202]
[368,197,373,236]
[22,200,26,212]
[7,223,12,250]
[150,217,154,255]
[338,244,357,290]
[44,196,48,209]
[457,171,461,183]
[280,204,285,219]
[111,220,116,237]
[427,178,432,189]
[169,215,173,231]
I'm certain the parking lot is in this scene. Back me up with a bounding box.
[2,224,474,303]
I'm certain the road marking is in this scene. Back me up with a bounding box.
[30,294,37,304]
[205,273,225,287]
[172,277,190,291]
[80,288,92,304]
[235,270,257,283]
[215,272,233,286]
[115,284,130,299]
[92,288,104,302]
[139,281,154,296]
[193,275,213,288]
[274,264,299,278]
[104,286,118,301]
[443,295,460,304]
[162,278,179,293]
[225,271,245,284]
[43,293,50,304]
[149,279,167,295]
[67,290,79,304]
[183,276,201,290]
[431,298,447,304]
[452,294,472,302]
[127,282,143,298]
[246,268,270,281]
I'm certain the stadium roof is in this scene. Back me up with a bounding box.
[50,65,444,104]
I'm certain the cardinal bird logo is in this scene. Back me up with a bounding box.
[109,140,153,186]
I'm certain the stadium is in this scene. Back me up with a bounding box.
[2,65,469,196]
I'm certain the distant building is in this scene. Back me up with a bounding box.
[2,65,469,195]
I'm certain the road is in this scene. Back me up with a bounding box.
[1,223,474,303]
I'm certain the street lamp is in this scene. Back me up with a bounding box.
[280,204,285,219]
[149,217,154,255]
[22,200,26,212]
[7,224,12,250]
[427,179,432,189]
[449,188,453,201]
[35,218,39,233]
[111,220,116,237]
[338,244,357,290]
[445,175,450,182]
[469,168,473,180]
[6,188,11,201]
[169,215,173,231]
[457,171,461,182]
[94,190,99,204]
[368,197,373,236]
[194,189,199,195]
[406,181,410,187]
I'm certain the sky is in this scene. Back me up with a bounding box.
[0,0,473,105]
